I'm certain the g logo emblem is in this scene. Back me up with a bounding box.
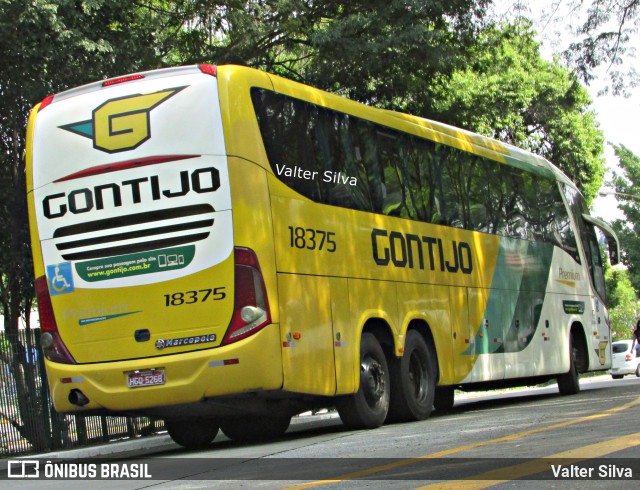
[60,86,186,153]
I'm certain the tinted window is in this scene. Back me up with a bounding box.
[252,88,578,254]
[612,343,630,354]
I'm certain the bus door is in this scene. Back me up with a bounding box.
[465,287,505,382]
[277,273,338,396]
[448,286,474,384]
[580,214,619,367]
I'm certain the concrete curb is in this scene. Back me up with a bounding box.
[0,411,342,468]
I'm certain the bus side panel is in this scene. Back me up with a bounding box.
[217,65,274,169]
[278,274,337,396]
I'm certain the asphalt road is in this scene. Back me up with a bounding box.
[5,375,640,489]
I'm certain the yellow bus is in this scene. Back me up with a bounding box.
[26,64,619,448]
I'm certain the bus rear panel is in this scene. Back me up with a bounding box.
[27,65,283,415]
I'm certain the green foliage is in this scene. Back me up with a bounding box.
[303,0,489,105]
[0,0,168,452]
[611,145,640,295]
[605,266,640,340]
[155,0,490,95]
[425,21,605,203]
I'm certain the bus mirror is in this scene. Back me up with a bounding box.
[581,214,620,267]
[607,236,619,265]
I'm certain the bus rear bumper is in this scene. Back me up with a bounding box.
[44,324,283,414]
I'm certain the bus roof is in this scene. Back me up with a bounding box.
[39,62,577,191]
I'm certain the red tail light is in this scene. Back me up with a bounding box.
[626,354,633,362]
[102,74,144,87]
[35,276,76,364]
[221,248,271,345]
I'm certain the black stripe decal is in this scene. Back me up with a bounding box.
[53,204,215,238]
[61,233,210,261]
[56,219,214,250]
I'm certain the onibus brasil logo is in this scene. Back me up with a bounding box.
[60,86,186,153]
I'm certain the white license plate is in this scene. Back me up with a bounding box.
[127,369,165,388]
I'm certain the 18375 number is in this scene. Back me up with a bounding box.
[288,226,336,252]
[164,288,226,307]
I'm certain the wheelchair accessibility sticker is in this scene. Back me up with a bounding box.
[47,263,75,296]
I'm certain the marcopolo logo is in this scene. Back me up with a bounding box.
[60,86,186,153]
[155,334,217,350]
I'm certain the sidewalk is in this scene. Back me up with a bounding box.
[0,410,341,469]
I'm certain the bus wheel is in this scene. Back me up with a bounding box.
[165,418,219,449]
[434,386,455,412]
[557,334,580,395]
[220,414,291,442]
[387,330,435,422]
[336,332,390,430]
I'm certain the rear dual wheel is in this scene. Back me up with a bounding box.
[387,330,436,422]
[165,418,219,449]
[336,332,390,429]
[337,330,437,429]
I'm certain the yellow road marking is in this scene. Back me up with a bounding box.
[283,394,640,489]
[418,431,640,489]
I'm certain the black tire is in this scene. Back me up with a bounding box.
[165,418,219,449]
[336,332,390,430]
[387,330,436,423]
[220,414,291,442]
[434,386,455,412]
[636,364,640,377]
[557,334,580,395]
[612,374,624,380]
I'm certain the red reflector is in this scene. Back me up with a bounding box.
[38,94,55,112]
[102,74,144,87]
[199,64,218,76]
[61,378,72,384]
[224,359,240,365]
